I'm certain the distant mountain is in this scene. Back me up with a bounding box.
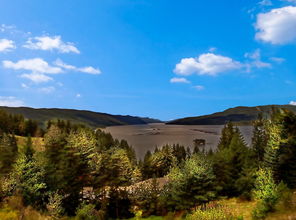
[0,106,161,127]
[167,105,296,125]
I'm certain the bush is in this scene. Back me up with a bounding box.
[75,203,100,220]
[252,168,287,219]
[46,192,64,219]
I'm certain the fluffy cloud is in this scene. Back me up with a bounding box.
[174,53,242,76]
[270,57,285,63]
[194,85,205,90]
[0,96,24,107]
[282,0,296,3]
[39,86,55,93]
[54,59,101,75]
[170,77,190,83]
[259,0,273,6]
[289,101,296,105]
[24,36,80,54]
[0,39,15,52]
[245,49,271,69]
[21,73,53,83]
[3,58,62,74]
[255,6,296,44]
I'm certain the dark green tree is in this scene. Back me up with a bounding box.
[162,154,216,211]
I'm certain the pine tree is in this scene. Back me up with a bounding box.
[0,133,18,175]
[23,135,35,158]
[217,122,235,150]
[163,154,216,211]
[252,113,268,163]
[213,127,252,197]
[13,153,47,210]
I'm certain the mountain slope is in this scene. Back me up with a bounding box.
[167,105,296,125]
[0,106,161,127]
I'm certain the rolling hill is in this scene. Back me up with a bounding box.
[167,105,296,125]
[0,106,161,127]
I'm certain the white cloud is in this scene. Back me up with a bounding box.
[0,96,24,107]
[76,93,81,98]
[245,49,271,69]
[54,59,76,70]
[174,53,242,76]
[259,0,273,6]
[170,77,190,83]
[209,47,217,52]
[39,86,55,93]
[21,73,53,83]
[3,58,62,74]
[255,6,296,44]
[21,83,29,89]
[289,100,296,105]
[0,39,15,52]
[194,85,205,90]
[54,59,101,75]
[0,24,15,32]
[23,35,80,54]
[270,57,285,63]
[282,0,296,3]
[78,66,101,74]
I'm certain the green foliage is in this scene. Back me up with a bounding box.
[263,109,296,187]
[150,145,177,178]
[43,125,89,215]
[252,113,268,163]
[0,133,18,175]
[163,154,216,211]
[0,109,41,137]
[252,168,285,219]
[75,203,100,220]
[12,153,47,209]
[46,191,64,218]
[129,177,162,217]
[213,124,254,198]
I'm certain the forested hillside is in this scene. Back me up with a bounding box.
[168,105,296,125]
[0,106,161,128]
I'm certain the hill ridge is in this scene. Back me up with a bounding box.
[0,106,161,127]
[167,104,296,125]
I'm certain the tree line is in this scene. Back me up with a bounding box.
[0,108,295,219]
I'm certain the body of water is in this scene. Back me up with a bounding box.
[104,123,253,159]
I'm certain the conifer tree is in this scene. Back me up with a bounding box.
[163,154,216,211]
[252,113,268,163]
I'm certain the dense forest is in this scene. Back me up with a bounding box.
[0,108,296,219]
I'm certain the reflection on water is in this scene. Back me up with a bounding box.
[103,123,253,159]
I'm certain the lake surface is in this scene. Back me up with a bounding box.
[104,123,253,159]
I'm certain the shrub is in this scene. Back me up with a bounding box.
[75,203,100,220]
[252,168,286,219]
[46,192,64,219]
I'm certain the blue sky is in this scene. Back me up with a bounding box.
[1,0,296,120]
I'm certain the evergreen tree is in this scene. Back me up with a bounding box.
[23,135,35,158]
[13,153,47,210]
[252,113,268,163]
[0,133,18,175]
[217,122,235,150]
[141,150,153,180]
[163,154,216,211]
[213,127,252,197]
[43,125,88,215]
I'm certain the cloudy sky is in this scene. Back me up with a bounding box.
[1,0,296,120]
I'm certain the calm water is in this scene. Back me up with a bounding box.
[104,123,253,159]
